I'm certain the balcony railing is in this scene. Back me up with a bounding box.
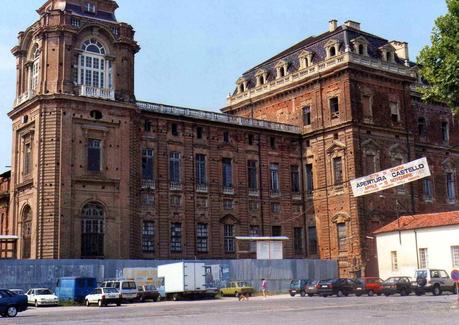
[169,182,182,191]
[14,90,35,107]
[196,183,208,192]
[137,101,300,134]
[292,193,302,200]
[223,186,234,195]
[248,189,259,197]
[270,190,281,198]
[141,179,155,190]
[79,85,115,100]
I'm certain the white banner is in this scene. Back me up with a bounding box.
[351,157,431,197]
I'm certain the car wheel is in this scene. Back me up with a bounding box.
[220,291,224,297]
[432,285,442,296]
[34,300,38,308]
[368,290,374,297]
[7,306,17,318]
[289,292,295,297]
[98,300,103,307]
[300,291,306,297]
[85,299,90,307]
[337,290,344,297]
[400,288,408,296]
[308,294,313,297]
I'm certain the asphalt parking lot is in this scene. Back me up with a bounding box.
[4,293,459,325]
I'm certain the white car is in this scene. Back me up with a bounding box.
[26,288,59,307]
[85,287,121,307]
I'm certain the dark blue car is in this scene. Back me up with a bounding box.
[55,277,97,303]
[0,289,28,318]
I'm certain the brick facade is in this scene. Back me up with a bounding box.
[3,1,459,277]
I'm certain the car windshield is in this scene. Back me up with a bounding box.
[384,277,399,284]
[122,282,136,289]
[103,288,119,293]
[416,270,427,278]
[36,289,53,295]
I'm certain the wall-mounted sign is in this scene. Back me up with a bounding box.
[350,157,431,197]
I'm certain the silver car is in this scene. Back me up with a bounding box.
[414,269,456,296]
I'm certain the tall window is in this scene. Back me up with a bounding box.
[330,97,339,118]
[271,202,281,213]
[451,246,459,267]
[442,122,449,142]
[290,165,300,193]
[196,223,208,253]
[418,117,426,136]
[365,153,376,174]
[142,149,154,182]
[333,157,343,185]
[31,47,40,91]
[196,127,203,139]
[142,221,155,253]
[171,123,179,136]
[23,142,32,176]
[170,223,182,252]
[303,106,311,125]
[419,248,428,268]
[247,160,258,192]
[362,95,373,120]
[249,225,260,252]
[306,164,314,194]
[224,224,235,253]
[223,131,229,144]
[81,202,104,258]
[78,39,112,90]
[446,172,455,202]
[294,227,304,254]
[423,178,433,201]
[337,223,347,251]
[87,139,101,171]
[308,226,318,255]
[169,152,181,185]
[21,205,32,259]
[270,163,280,194]
[272,226,282,237]
[222,158,233,189]
[390,101,400,123]
[195,154,207,187]
[391,251,398,271]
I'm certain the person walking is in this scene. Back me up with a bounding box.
[261,278,268,298]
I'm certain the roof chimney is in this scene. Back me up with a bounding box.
[344,20,360,30]
[328,19,338,32]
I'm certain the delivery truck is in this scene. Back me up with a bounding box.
[157,262,208,300]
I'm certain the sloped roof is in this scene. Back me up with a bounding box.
[374,210,459,234]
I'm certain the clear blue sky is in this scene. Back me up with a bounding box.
[0,0,447,173]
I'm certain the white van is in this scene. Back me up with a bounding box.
[100,280,138,302]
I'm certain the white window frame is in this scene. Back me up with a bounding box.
[419,248,428,268]
[78,39,112,90]
[391,251,398,271]
[451,246,459,268]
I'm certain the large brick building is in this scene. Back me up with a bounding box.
[2,0,459,276]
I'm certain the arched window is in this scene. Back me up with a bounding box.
[81,202,105,258]
[329,46,336,57]
[22,205,32,259]
[358,44,364,55]
[31,47,40,91]
[78,39,112,91]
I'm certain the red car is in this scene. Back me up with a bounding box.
[354,277,383,296]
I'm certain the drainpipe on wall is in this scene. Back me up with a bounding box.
[414,229,419,269]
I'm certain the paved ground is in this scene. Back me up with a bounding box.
[4,294,459,325]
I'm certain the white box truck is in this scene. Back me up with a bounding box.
[157,262,208,300]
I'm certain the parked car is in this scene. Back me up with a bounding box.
[317,278,356,297]
[137,285,160,302]
[0,289,28,318]
[414,269,456,296]
[220,281,255,297]
[55,277,97,303]
[85,287,121,307]
[354,277,383,296]
[381,277,413,296]
[100,280,137,302]
[305,280,320,297]
[289,279,309,297]
[26,288,59,307]
[8,289,25,296]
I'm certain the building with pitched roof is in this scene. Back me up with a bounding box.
[3,0,459,277]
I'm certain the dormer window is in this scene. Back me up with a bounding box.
[379,44,396,63]
[236,77,248,94]
[298,50,313,69]
[351,36,369,56]
[255,69,268,87]
[325,39,340,59]
[275,60,289,79]
[71,17,81,28]
[85,3,96,13]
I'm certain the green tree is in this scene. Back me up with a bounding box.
[417,0,459,112]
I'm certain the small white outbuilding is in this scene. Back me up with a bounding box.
[374,211,459,280]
